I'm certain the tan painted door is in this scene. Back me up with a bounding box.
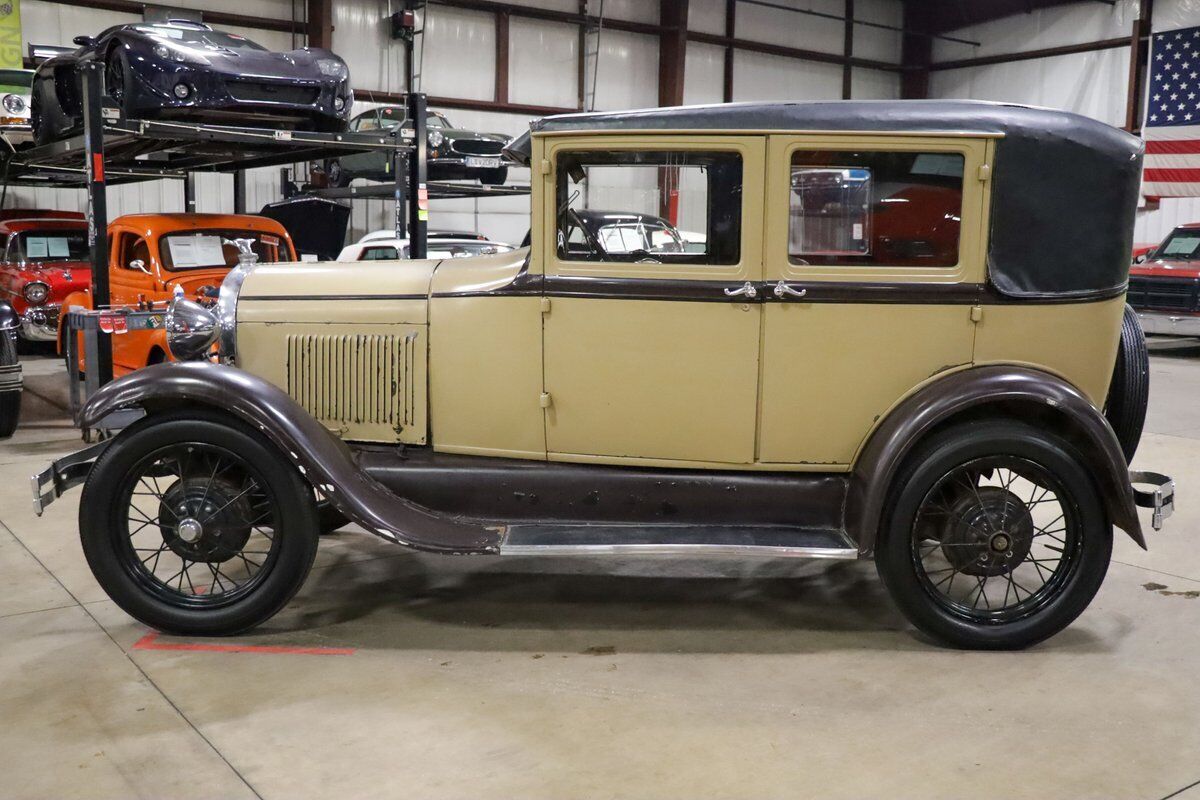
[757,134,995,468]
[541,135,766,466]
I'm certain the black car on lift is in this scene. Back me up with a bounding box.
[31,20,353,144]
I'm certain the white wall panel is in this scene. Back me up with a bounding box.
[737,0,844,56]
[422,8,496,101]
[851,66,899,99]
[510,19,579,108]
[509,0,578,12]
[733,50,842,102]
[688,0,726,36]
[853,0,902,64]
[586,0,658,24]
[591,30,658,111]
[932,0,1137,62]
[334,2,407,96]
[683,41,724,105]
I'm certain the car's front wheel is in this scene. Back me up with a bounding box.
[79,409,320,636]
[327,159,351,188]
[875,420,1111,650]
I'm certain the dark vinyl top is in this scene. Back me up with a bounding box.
[507,100,1144,300]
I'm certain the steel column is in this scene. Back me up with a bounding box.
[1126,0,1154,133]
[80,62,112,386]
[842,0,854,99]
[233,170,247,214]
[408,92,428,260]
[184,174,197,213]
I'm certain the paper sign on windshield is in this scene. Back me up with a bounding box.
[168,235,226,268]
[47,238,71,258]
[25,237,48,258]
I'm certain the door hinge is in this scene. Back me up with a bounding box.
[970,305,983,323]
[540,159,552,177]
[539,392,553,408]
[540,297,551,314]
[977,164,992,182]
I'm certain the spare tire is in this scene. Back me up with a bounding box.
[1104,304,1149,464]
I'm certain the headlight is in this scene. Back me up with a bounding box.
[23,281,49,304]
[2,94,25,114]
[316,57,348,78]
[153,42,206,64]
[165,296,218,361]
[215,261,254,362]
[428,130,444,148]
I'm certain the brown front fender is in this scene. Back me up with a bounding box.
[79,361,501,554]
[848,365,1144,553]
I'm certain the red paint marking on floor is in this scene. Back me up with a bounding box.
[132,631,355,656]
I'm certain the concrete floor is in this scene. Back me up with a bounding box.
[2,346,1200,799]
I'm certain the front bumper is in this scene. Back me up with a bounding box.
[1136,310,1200,337]
[19,305,59,342]
[31,440,109,515]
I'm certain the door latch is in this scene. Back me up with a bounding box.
[723,281,757,299]
[772,281,807,299]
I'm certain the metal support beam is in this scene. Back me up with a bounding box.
[1126,0,1154,133]
[900,3,932,99]
[233,170,246,214]
[306,0,333,49]
[183,174,197,213]
[393,148,408,241]
[723,0,735,102]
[496,11,510,104]
[80,62,112,387]
[842,0,853,100]
[659,0,689,107]
[689,31,899,72]
[928,36,1132,71]
[408,92,428,260]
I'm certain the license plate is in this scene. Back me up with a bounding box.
[465,156,500,168]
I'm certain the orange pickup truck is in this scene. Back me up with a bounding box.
[60,213,296,375]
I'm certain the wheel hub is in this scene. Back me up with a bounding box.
[157,476,256,562]
[940,486,1034,577]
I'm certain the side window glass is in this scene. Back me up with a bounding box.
[789,150,964,267]
[362,246,399,260]
[556,149,742,266]
[125,238,151,270]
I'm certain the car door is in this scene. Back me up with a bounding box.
[109,231,156,370]
[541,135,765,465]
[757,133,995,468]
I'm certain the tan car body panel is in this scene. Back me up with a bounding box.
[230,129,1127,473]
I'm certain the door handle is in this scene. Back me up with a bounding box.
[723,281,758,299]
[772,280,807,299]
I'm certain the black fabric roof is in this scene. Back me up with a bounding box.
[508,100,1144,300]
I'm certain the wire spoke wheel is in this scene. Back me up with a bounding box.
[117,442,282,608]
[910,455,1081,625]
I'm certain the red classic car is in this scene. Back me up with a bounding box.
[0,213,89,343]
[1128,223,1200,336]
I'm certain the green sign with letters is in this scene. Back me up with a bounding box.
[0,0,21,70]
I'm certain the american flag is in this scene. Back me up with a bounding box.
[1144,26,1200,196]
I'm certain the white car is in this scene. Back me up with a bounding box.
[0,69,34,150]
[337,230,514,261]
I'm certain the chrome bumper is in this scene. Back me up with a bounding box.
[31,440,109,516]
[1131,471,1175,531]
[1136,311,1200,337]
[19,305,59,342]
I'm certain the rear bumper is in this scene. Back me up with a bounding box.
[31,440,109,516]
[1136,310,1200,336]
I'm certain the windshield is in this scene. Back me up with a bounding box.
[136,25,267,51]
[595,220,685,255]
[355,107,452,131]
[158,229,290,271]
[1156,230,1200,260]
[9,230,88,263]
[0,69,32,94]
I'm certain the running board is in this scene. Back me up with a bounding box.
[499,525,859,558]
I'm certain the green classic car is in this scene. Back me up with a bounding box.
[328,104,510,186]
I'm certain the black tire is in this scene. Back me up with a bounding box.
[875,420,1112,650]
[30,84,53,147]
[0,332,20,439]
[327,159,352,188]
[1104,304,1149,464]
[79,409,320,636]
[479,167,508,186]
[104,49,133,116]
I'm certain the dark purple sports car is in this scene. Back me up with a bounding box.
[31,19,352,144]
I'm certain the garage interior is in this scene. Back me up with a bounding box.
[3,0,1200,798]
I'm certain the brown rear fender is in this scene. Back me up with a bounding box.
[849,365,1144,553]
[78,361,501,554]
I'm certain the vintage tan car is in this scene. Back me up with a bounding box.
[33,101,1175,649]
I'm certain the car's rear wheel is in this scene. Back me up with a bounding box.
[876,420,1111,650]
[104,50,133,116]
[327,159,351,188]
[1104,303,1149,463]
[0,331,21,439]
[80,410,320,636]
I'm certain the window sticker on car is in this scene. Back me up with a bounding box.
[25,236,47,258]
[47,237,71,258]
[1162,235,1200,257]
[168,235,225,268]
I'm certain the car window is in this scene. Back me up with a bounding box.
[361,245,401,260]
[136,25,267,52]
[1158,230,1200,259]
[158,229,288,270]
[556,149,742,265]
[788,150,964,267]
[10,230,89,263]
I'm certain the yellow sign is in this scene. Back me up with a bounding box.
[0,0,21,70]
